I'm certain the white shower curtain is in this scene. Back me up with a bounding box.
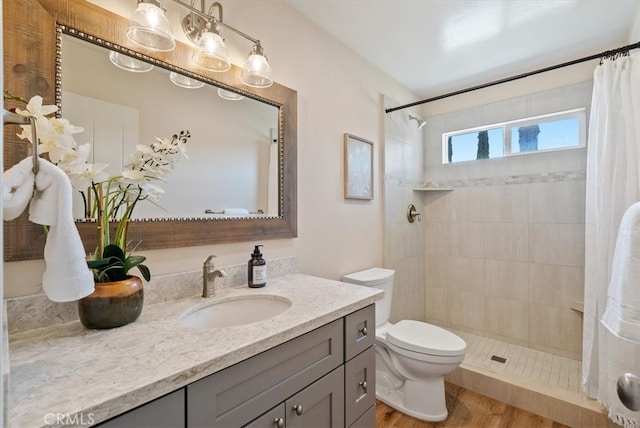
[583,51,640,426]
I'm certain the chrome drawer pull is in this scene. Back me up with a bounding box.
[359,327,368,336]
[292,404,303,416]
[273,417,284,428]
[359,380,368,392]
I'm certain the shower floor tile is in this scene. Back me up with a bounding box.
[452,330,582,393]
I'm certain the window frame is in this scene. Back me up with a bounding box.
[442,108,587,164]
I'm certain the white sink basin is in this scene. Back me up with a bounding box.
[181,295,292,329]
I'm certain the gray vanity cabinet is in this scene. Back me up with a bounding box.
[96,389,186,428]
[246,367,344,428]
[286,366,345,427]
[244,404,286,428]
[188,319,344,427]
[98,304,376,428]
[344,347,375,427]
[344,305,376,428]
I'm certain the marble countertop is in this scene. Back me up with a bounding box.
[8,274,382,427]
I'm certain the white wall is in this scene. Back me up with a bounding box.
[629,2,640,43]
[4,0,418,298]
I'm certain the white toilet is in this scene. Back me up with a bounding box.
[342,267,466,422]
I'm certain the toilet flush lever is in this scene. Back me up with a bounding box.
[407,204,421,223]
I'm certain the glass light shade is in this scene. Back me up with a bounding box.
[193,32,231,72]
[127,2,176,52]
[169,72,204,89]
[217,88,244,101]
[240,54,273,88]
[108,51,154,73]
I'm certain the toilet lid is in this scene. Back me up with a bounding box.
[386,320,466,357]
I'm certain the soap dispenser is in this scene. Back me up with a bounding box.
[248,245,267,288]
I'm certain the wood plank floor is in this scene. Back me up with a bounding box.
[375,383,569,428]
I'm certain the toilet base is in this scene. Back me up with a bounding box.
[376,371,448,422]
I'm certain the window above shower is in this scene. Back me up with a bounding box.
[442,108,586,164]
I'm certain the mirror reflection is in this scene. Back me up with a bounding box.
[61,34,280,219]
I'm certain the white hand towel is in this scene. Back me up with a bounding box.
[601,201,640,344]
[28,158,94,302]
[223,208,249,215]
[2,157,35,220]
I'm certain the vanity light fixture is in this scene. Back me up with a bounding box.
[240,42,272,88]
[108,51,154,73]
[128,0,273,88]
[169,71,205,89]
[192,21,231,72]
[126,0,176,52]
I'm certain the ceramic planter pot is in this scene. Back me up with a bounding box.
[78,276,144,329]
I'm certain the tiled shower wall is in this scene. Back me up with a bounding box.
[383,97,426,323]
[420,81,593,360]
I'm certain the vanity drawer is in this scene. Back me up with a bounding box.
[187,318,344,427]
[344,346,375,427]
[345,304,375,361]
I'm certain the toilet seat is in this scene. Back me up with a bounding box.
[386,320,466,357]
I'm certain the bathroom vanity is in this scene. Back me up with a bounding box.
[102,305,375,427]
[7,274,381,427]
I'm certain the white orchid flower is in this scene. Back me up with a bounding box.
[120,169,147,183]
[139,182,165,202]
[16,114,54,145]
[66,162,110,190]
[120,170,165,201]
[15,95,58,118]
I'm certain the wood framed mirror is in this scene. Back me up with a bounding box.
[3,0,297,261]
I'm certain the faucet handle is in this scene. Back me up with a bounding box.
[204,255,216,266]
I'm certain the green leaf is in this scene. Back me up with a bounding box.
[136,264,151,282]
[102,244,125,262]
[87,259,111,269]
[125,255,146,267]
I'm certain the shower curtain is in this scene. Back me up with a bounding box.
[583,51,640,426]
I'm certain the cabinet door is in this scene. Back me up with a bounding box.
[286,367,344,428]
[97,389,185,428]
[244,404,286,428]
[345,305,375,361]
[188,319,343,427]
[345,347,375,427]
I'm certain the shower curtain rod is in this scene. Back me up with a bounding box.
[385,41,640,114]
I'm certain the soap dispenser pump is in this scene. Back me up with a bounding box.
[248,245,266,288]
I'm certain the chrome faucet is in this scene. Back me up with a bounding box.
[202,255,227,298]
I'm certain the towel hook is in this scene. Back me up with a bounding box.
[3,109,39,175]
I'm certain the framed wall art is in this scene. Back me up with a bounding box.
[344,133,374,200]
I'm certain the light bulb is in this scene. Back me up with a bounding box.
[126,1,176,52]
[240,44,272,88]
[193,32,231,72]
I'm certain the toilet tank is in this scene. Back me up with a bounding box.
[342,268,395,327]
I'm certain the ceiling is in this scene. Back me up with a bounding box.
[287,0,639,98]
